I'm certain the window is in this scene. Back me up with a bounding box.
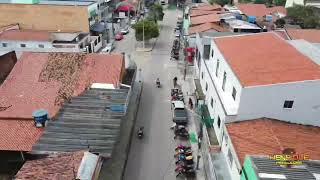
[203,45,210,59]
[283,100,294,108]
[210,98,213,108]
[201,72,204,79]
[222,72,227,91]
[215,60,220,77]
[205,82,208,91]
[2,43,7,47]
[38,44,44,48]
[227,149,233,167]
[211,49,214,58]
[20,44,26,48]
[217,116,221,128]
[232,87,237,100]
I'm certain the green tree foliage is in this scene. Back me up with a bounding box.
[208,0,230,6]
[287,5,320,28]
[275,18,286,28]
[132,20,160,41]
[274,0,286,6]
[148,3,165,23]
[254,0,266,4]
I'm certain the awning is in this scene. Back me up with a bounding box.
[194,79,205,100]
[116,5,134,12]
[90,22,106,33]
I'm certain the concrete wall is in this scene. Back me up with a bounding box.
[237,81,320,126]
[0,4,90,32]
[0,51,17,84]
[221,125,242,180]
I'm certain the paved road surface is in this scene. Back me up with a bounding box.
[124,9,183,180]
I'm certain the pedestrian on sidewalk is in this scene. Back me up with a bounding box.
[188,98,193,109]
[173,77,177,87]
[183,68,186,80]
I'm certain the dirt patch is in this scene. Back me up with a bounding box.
[39,53,86,105]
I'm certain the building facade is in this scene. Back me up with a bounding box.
[0,30,102,53]
[195,32,320,179]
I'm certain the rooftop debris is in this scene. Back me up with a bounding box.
[39,53,86,105]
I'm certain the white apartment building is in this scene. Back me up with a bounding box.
[195,32,320,180]
[0,29,102,53]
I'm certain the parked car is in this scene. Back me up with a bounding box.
[175,30,181,37]
[115,32,124,41]
[171,101,188,125]
[131,19,137,25]
[161,0,165,5]
[121,27,129,34]
[101,41,115,53]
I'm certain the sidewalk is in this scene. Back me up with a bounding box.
[173,48,206,180]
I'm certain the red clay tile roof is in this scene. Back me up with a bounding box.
[226,118,320,164]
[0,52,123,151]
[286,29,320,43]
[191,14,220,26]
[237,4,286,18]
[190,9,219,17]
[0,119,44,151]
[192,3,221,11]
[0,30,52,41]
[15,151,85,180]
[214,32,320,86]
[0,52,123,119]
[188,23,227,35]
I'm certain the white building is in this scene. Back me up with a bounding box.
[0,28,102,53]
[195,32,320,180]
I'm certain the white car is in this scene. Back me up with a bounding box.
[121,27,129,34]
[101,41,114,53]
[175,30,181,37]
[131,19,136,25]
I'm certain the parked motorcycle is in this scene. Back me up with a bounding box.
[175,145,191,151]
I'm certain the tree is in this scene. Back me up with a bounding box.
[132,20,160,41]
[287,5,320,28]
[274,0,286,6]
[148,3,165,23]
[275,18,286,28]
[208,0,230,6]
[254,0,266,4]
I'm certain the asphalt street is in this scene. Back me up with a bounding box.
[122,9,184,180]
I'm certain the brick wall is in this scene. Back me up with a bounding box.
[0,51,17,85]
[0,4,90,32]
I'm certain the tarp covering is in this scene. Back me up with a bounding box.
[117,5,134,12]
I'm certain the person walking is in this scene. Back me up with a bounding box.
[173,77,178,87]
[188,98,193,109]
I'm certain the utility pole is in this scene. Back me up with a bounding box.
[143,16,145,49]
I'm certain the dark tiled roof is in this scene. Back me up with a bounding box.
[33,88,129,157]
[249,156,320,180]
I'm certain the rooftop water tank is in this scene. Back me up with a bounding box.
[32,109,48,128]
[265,15,273,22]
[247,16,256,23]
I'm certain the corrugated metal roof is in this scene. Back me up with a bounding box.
[250,156,320,180]
[32,88,129,157]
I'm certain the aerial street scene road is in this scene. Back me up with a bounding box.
[0,0,319,180]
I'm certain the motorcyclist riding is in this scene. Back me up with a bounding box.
[137,126,144,138]
[156,78,160,86]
